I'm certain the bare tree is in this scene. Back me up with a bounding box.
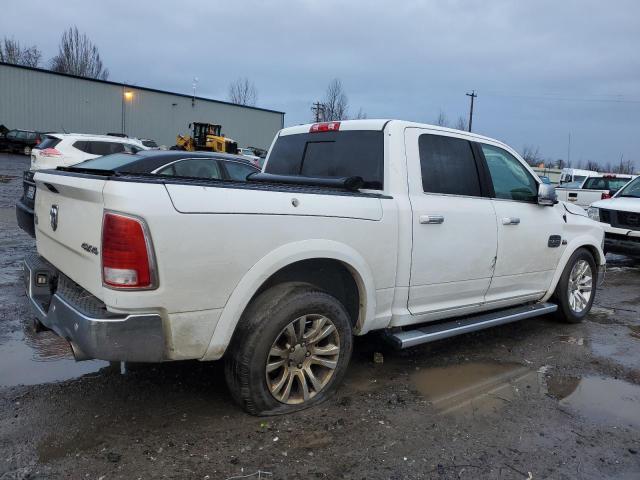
[50,26,109,79]
[454,116,468,131]
[318,79,349,121]
[584,160,600,172]
[228,77,258,106]
[0,37,41,67]
[435,110,449,127]
[353,107,367,120]
[521,145,542,166]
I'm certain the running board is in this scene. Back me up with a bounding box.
[386,303,558,349]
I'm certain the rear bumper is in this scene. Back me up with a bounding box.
[24,254,166,362]
[16,200,35,238]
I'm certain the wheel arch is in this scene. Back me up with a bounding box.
[541,236,605,303]
[201,239,376,361]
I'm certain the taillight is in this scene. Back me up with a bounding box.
[101,212,156,289]
[601,192,611,200]
[309,122,341,133]
[39,148,61,157]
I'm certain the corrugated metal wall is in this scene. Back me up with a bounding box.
[0,63,284,149]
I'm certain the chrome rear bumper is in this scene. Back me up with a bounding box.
[24,254,165,362]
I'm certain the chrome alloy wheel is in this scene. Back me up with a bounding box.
[568,259,593,313]
[265,314,340,405]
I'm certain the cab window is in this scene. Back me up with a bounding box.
[482,144,538,202]
[419,134,482,197]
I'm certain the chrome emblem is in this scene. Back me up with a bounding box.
[49,204,58,231]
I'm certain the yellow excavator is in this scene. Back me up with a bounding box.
[172,122,238,154]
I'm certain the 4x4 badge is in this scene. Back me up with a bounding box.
[49,205,58,231]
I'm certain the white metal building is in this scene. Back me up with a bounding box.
[0,62,285,149]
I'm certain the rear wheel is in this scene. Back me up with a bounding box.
[225,282,353,415]
[552,248,597,323]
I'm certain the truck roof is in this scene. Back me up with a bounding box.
[280,119,507,147]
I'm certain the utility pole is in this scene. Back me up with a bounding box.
[466,90,477,132]
[311,102,325,122]
[192,77,199,108]
[567,132,571,166]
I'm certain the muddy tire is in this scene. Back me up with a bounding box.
[224,282,353,416]
[552,248,597,323]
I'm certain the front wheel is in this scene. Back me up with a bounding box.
[553,248,597,323]
[225,282,353,415]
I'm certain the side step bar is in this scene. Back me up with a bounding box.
[385,302,558,349]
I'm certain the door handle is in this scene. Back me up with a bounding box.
[420,214,445,224]
[502,217,520,225]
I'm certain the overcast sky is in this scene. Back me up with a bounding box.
[3,0,640,166]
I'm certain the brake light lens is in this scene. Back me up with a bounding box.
[309,122,341,133]
[102,212,156,289]
[601,192,611,200]
[39,148,61,157]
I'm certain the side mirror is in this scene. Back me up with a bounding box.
[538,183,557,206]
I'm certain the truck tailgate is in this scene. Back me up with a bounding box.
[34,172,106,299]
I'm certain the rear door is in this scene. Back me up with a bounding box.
[405,129,497,317]
[478,143,565,304]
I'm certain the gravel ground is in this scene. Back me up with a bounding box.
[0,153,639,479]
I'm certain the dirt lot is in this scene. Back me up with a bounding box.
[0,153,639,479]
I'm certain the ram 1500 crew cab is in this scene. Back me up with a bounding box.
[25,120,605,415]
[588,175,640,258]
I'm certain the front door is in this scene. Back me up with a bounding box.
[479,143,565,304]
[405,129,498,318]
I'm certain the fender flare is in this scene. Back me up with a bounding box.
[200,239,376,361]
[540,236,605,303]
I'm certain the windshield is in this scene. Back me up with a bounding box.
[73,153,142,170]
[616,177,640,198]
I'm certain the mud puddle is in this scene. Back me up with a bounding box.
[0,328,110,387]
[410,362,541,416]
[411,362,640,428]
[547,375,640,428]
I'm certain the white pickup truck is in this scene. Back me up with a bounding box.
[556,174,635,209]
[588,175,640,258]
[25,120,605,415]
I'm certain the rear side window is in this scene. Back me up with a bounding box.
[73,141,126,155]
[419,134,482,196]
[265,131,384,189]
[225,161,258,181]
[35,137,61,150]
[158,159,222,180]
[583,177,630,192]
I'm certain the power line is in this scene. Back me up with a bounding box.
[482,92,640,104]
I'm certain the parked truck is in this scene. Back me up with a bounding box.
[556,174,635,209]
[25,120,605,415]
